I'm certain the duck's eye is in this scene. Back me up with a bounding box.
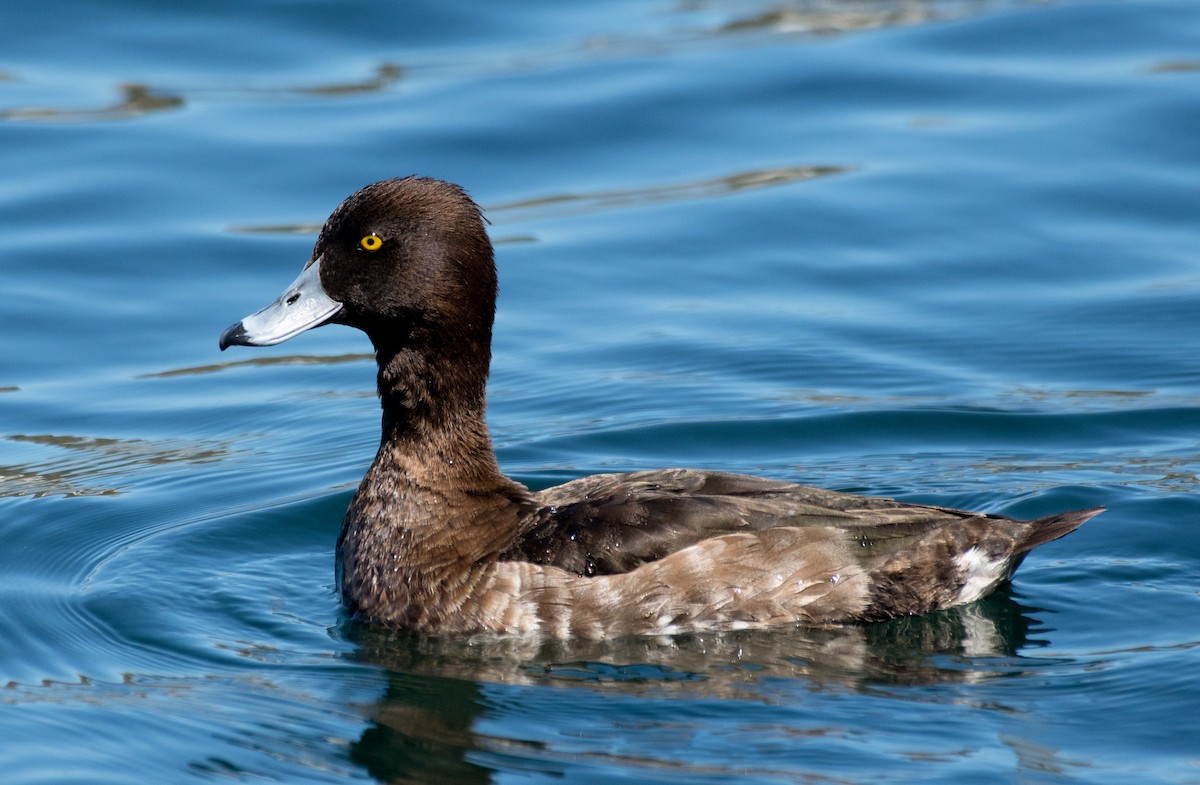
[359,234,383,252]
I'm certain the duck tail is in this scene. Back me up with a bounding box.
[1017,506,1105,553]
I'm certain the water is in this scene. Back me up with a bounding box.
[2,0,1198,782]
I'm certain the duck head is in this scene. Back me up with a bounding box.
[220,176,496,356]
[220,178,498,425]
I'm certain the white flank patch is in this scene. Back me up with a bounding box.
[955,546,1009,604]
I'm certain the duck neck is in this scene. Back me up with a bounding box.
[374,339,500,484]
[372,322,490,437]
[336,340,530,630]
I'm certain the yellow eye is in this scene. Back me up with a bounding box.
[359,234,383,252]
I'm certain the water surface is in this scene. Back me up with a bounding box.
[2,1,1199,783]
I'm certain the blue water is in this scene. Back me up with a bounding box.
[3,0,1199,782]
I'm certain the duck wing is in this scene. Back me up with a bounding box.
[503,468,1092,579]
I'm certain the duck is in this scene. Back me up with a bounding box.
[219,176,1102,639]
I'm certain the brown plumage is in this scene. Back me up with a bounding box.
[219,176,1102,639]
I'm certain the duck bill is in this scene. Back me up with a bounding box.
[219,257,343,350]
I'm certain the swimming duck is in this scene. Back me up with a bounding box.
[219,176,1101,639]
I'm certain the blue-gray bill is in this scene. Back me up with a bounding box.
[219,258,342,350]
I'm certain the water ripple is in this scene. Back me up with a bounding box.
[0,83,183,123]
[1,433,237,498]
[487,165,849,221]
[228,165,848,237]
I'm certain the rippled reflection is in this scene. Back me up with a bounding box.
[489,166,848,220]
[0,83,183,123]
[141,353,373,379]
[292,63,404,95]
[710,0,1005,36]
[229,165,847,237]
[1144,59,1200,73]
[1,433,234,497]
[351,592,1044,692]
[344,593,1055,782]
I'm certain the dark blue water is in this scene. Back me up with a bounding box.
[3,1,1199,782]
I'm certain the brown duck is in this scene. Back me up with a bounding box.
[219,177,1102,639]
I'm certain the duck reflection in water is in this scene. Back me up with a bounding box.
[344,591,1054,784]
